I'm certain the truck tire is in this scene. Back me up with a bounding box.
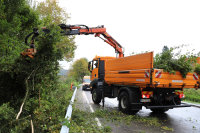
[119,91,132,114]
[150,108,169,113]
[92,88,102,104]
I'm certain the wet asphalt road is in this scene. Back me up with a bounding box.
[75,87,200,133]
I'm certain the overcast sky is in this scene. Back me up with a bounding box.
[47,0,200,69]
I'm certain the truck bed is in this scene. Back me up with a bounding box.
[104,52,199,89]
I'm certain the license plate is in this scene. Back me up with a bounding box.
[140,99,151,102]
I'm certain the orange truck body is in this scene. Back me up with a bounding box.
[89,52,199,113]
[104,52,199,89]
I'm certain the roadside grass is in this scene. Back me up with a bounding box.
[161,126,174,131]
[70,109,112,133]
[92,109,173,132]
[70,101,174,132]
[183,88,200,103]
[0,80,74,132]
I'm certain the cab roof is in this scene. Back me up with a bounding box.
[93,56,116,61]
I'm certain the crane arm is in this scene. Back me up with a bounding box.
[59,24,124,57]
[22,24,124,58]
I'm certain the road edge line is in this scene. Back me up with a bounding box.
[82,91,102,127]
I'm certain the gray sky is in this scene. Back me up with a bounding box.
[45,0,200,69]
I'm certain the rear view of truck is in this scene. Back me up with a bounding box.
[90,52,200,113]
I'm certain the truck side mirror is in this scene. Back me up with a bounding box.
[88,61,92,72]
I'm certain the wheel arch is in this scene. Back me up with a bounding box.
[118,87,141,103]
[118,87,134,103]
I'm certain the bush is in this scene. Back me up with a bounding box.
[154,46,196,78]
[194,64,200,75]
[184,88,200,103]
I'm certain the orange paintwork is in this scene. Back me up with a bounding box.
[21,48,36,59]
[93,56,116,61]
[104,52,153,87]
[91,68,98,80]
[152,69,199,89]
[94,52,199,89]
[79,28,106,34]
[91,56,115,80]
[66,25,124,57]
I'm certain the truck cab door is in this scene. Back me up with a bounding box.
[91,60,98,80]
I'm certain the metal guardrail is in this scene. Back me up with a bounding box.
[60,87,77,133]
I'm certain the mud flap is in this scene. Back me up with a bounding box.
[97,81,105,107]
[131,103,143,110]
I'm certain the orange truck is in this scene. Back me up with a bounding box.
[88,52,200,113]
[60,24,199,113]
[24,24,200,113]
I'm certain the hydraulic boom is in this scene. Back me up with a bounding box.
[21,24,124,58]
[59,24,124,57]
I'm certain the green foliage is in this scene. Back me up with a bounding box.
[0,103,15,125]
[92,109,173,131]
[0,81,73,132]
[184,88,200,103]
[36,0,69,25]
[70,109,111,133]
[93,109,160,126]
[154,46,196,78]
[0,0,39,71]
[31,82,73,132]
[69,58,90,82]
[56,36,76,61]
[194,64,200,75]
[0,0,76,132]
[161,126,174,131]
[36,0,76,61]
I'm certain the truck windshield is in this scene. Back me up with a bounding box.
[83,79,90,83]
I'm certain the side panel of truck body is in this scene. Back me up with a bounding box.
[104,52,153,87]
[152,69,199,88]
[104,52,199,89]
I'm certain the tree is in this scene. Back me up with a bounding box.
[0,0,39,72]
[0,0,76,132]
[36,0,68,25]
[69,58,90,82]
[36,0,76,61]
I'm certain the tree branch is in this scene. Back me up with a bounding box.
[16,69,35,120]
[30,118,34,133]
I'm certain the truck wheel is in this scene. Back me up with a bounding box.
[119,92,131,114]
[150,108,169,113]
[92,88,102,104]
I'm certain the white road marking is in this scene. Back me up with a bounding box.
[82,91,102,127]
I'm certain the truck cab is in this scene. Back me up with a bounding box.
[88,56,116,81]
